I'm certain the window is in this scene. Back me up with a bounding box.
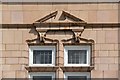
[29,46,55,66]
[64,45,91,66]
[29,72,55,80]
[64,72,90,80]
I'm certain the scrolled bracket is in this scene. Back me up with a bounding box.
[26,26,47,44]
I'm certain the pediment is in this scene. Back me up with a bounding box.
[35,11,85,23]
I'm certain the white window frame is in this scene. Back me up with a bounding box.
[29,46,55,66]
[64,45,91,66]
[29,72,55,80]
[64,72,90,79]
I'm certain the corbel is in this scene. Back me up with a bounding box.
[26,26,47,44]
[61,27,85,43]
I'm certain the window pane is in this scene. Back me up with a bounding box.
[33,50,52,64]
[33,76,52,80]
[68,50,87,64]
[68,76,87,80]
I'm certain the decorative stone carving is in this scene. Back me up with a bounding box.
[26,11,91,44]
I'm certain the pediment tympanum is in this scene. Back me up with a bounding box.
[35,11,84,23]
[26,11,94,44]
[33,11,86,32]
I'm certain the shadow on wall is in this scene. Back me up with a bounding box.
[118,1,120,80]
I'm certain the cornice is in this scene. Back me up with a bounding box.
[1,23,120,29]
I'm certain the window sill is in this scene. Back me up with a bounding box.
[61,66,94,72]
[25,66,59,72]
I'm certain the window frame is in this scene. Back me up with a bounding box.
[29,46,56,66]
[64,45,91,66]
[64,72,90,79]
[29,72,55,80]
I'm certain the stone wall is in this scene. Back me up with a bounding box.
[1,27,119,78]
[1,3,119,79]
[1,3,118,24]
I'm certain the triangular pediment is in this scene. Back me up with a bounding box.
[35,11,85,23]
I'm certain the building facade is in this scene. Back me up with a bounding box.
[0,1,120,79]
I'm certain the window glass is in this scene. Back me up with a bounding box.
[33,50,52,64]
[29,46,55,66]
[64,45,91,66]
[68,76,87,80]
[33,76,52,80]
[68,50,87,64]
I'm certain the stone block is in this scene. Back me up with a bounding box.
[91,70,103,78]
[98,64,109,70]
[68,4,81,10]
[16,71,27,78]
[105,30,118,43]
[97,11,110,23]
[94,58,100,64]
[22,29,31,44]
[98,4,113,10]
[114,44,119,50]
[109,64,118,70]
[114,57,118,64]
[14,30,23,44]
[100,58,115,64]
[79,11,88,22]
[2,11,11,24]
[108,51,118,57]
[104,71,118,78]
[94,51,99,57]
[2,4,9,10]
[2,30,14,44]
[2,71,15,78]
[88,30,97,42]
[52,4,68,11]
[19,44,28,51]
[21,51,28,58]
[23,10,51,24]
[2,65,10,71]
[18,58,28,65]
[95,44,101,50]
[6,58,19,64]
[113,3,118,9]
[109,10,118,22]
[96,31,105,43]
[38,4,52,10]
[58,57,64,65]
[2,58,5,64]
[88,11,97,23]
[3,51,21,58]
[70,11,80,18]
[100,44,114,51]
[99,51,108,57]
[6,44,19,50]
[22,4,38,10]
[88,4,98,10]
[11,11,23,24]
[94,63,99,70]
[8,4,23,11]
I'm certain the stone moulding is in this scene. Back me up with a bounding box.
[25,66,94,72]
[61,66,94,72]
[1,23,120,29]
[25,66,59,72]
[26,10,88,44]
[25,11,95,72]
